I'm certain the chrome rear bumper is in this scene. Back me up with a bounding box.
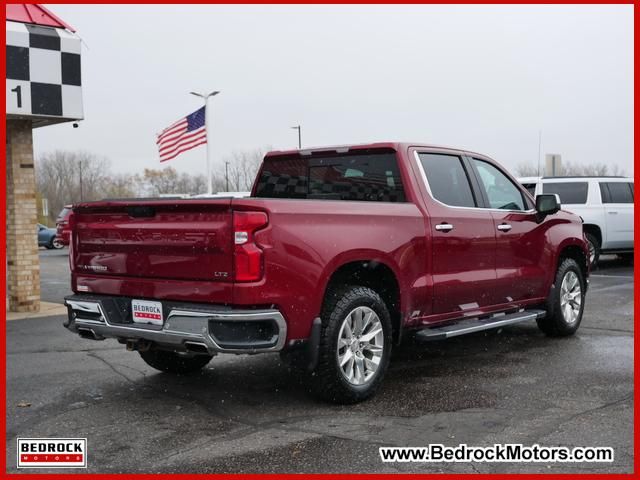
[64,294,287,354]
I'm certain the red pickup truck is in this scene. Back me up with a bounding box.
[64,143,589,403]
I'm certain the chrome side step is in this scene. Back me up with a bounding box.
[416,309,546,341]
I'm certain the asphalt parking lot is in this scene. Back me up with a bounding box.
[6,249,634,473]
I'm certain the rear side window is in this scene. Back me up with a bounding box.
[418,153,476,208]
[543,182,588,204]
[254,152,406,202]
[600,182,634,204]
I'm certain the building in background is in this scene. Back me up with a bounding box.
[6,4,84,311]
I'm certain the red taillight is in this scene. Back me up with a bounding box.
[233,211,268,282]
[67,211,76,271]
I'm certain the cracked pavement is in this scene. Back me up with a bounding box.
[6,251,634,473]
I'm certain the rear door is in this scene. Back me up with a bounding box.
[414,150,497,316]
[468,157,548,303]
[599,181,634,249]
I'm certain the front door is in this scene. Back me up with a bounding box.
[469,157,549,303]
[414,151,497,317]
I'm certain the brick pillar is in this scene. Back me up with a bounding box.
[6,119,40,312]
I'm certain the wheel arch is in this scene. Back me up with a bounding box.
[556,241,589,284]
[321,256,403,344]
[582,223,602,248]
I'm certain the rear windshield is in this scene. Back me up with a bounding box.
[542,182,588,204]
[57,207,71,219]
[254,152,406,202]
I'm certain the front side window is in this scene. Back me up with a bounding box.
[543,182,588,204]
[418,153,476,208]
[600,182,634,204]
[472,159,526,211]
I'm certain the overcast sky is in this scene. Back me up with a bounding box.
[35,4,633,177]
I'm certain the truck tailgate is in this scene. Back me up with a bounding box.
[73,200,233,282]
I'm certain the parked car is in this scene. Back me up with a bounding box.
[37,224,63,249]
[518,176,634,265]
[64,143,589,403]
[55,205,73,246]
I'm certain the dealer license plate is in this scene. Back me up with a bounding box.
[131,299,164,326]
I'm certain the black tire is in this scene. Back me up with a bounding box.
[51,238,64,249]
[310,286,393,404]
[585,232,600,268]
[138,349,212,374]
[537,258,586,337]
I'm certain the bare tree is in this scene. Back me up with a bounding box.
[102,173,137,199]
[36,150,111,223]
[36,147,272,222]
[137,167,181,195]
[221,147,268,191]
[515,161,626,177]
[515,163,540,177]
[137,167,214,196]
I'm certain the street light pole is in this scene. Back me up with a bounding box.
[190,90,220,195]
[79,159,83,202]
[225,161,230,192]
[291,125,302,149]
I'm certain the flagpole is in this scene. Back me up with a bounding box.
[190,90,220,195]
[205,95,213,195]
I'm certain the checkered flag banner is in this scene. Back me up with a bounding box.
[6,20,83,121]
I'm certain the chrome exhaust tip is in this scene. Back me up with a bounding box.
[77,327,104,341]
[184,341,210,355]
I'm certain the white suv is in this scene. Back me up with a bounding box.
[519,176,634,265]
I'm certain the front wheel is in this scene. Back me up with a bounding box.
[311,286,392,404]
[139,349,213,374]
[537,258,586,337]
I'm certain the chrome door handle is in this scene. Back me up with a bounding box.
[497,223,512,232]
[435,223,454,232]
[608,211,618,214]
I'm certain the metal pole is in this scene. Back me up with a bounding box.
[537,130,542,177]
[225,161,229,192]
[191,90,220,195]
[79,159,83,201]
[204,96,213,195]
[291,125,301,149]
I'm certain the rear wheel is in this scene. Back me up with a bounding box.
[51,238,64,249]
[138,349,212,374]
[311,286,392,404]
[537,258,585,337]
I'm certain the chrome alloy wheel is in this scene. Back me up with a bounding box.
[560,271,582,324]
[337,306,384,386]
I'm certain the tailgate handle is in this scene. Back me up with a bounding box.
[127,206,156,218]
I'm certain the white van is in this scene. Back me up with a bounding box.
[518,176,634,265]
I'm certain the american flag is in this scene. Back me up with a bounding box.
[156,107,207,162]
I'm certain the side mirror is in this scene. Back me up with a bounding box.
[536,193,561,215]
